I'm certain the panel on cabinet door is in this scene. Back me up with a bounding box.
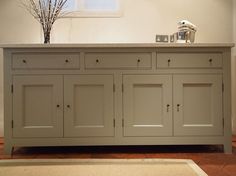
[123,75,172,137]
[64,75,114,137]
[13,75,63,138]
[173,74,223,136]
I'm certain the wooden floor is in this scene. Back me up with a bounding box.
[0,137,236,176]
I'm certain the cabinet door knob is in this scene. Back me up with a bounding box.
[57,105,60,108]
[177,104,180,112]
[96,59,100,63]
[65,59,69,63]
[22,59,27,63]
[67,105,71,108]
[167,104,170,112]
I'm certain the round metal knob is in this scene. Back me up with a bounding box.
[209,59,213,63]
[167,104,170,112]
[168,59,171,66]
[137,59,141,63]
[177,104,180,112]
[65,59,69,63]
[96,59,100,63]
[57,105,60,108]
[67,105,70,108]
[22,59,27,63]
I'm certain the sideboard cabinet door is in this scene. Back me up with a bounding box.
[123,75,172,137]
[64,75,114,137]
[13,75,63,138]
[173,74,223,136]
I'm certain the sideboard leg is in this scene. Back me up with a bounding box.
[4,144,13,156]
[224,142,232,154]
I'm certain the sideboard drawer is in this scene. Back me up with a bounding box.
[12,53,80,69]
[85,52,152,69]
[157,53,222,68]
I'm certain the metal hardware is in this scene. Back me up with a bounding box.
[177,104,180,112]
[11,84,13,93]
[209,59,213,66]
[122,84,124,92]
[11,120,13,128]
[57,105,60,108]
[96,59,100,63]
[113,84,115,92]
[67,105,70,108]
[167,104,170,112]
[113,119,115,127]
[222,118,224,129]
[22,59,27,63]
[137,59,141,63]
[122,119,124,127]
[65,59,69,63]
[222,83,224,92]
[168,59,171,67]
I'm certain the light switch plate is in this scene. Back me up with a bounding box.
[156,35,169,43]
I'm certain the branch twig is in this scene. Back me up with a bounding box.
[20,0,68,43]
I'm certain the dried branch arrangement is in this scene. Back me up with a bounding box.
[21,0,69,43]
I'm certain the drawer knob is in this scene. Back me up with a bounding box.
[65,59,69,63]
[209,59,213,63]
[137,59,141,63]
[96,59,100,63]
[67,105,71,108]
[57,105,60,108]
[22,59,27,63]
[168,59,171,66]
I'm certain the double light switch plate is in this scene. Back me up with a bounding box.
[156,35,169,43]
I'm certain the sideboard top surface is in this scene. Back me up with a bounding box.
[0,43,234,49]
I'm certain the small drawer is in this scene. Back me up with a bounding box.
[157,53,222,68]
[12,53,80,69]
[85,52,152,69]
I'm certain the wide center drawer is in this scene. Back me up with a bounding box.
[157,53,222,68]
[85,52,152,69]
[12,53,80,69]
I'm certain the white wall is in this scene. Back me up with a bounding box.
[0,0,233,43]
[234,0,236,55]
[0,0,234,136]
[53,0,233,43]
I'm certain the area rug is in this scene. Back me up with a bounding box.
[0,159,207,176]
